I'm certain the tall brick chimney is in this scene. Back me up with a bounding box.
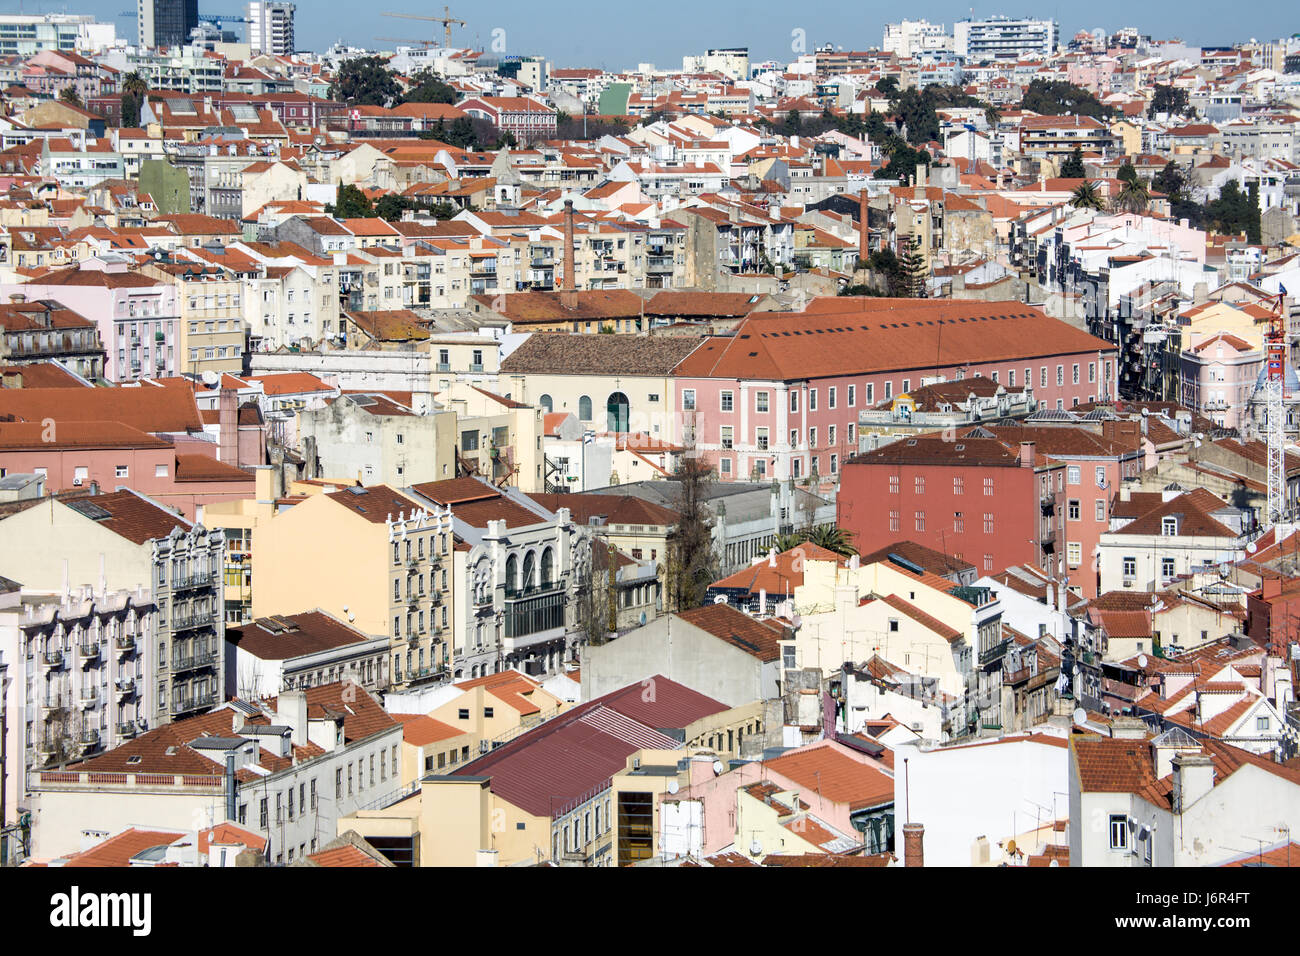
[902,822,925,867]
[857,189,869,265]
[218,386,238,465]
[562,199,577,307]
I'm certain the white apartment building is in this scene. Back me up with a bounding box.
[954,16,1059,62]
[882,20,955,59]
[247,1,295,56]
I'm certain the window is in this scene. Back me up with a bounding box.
[1067,541,1082,567]
[1257,715,1270,732]
[915,476,925,494]
[884,381,892,400]
[915,511,925,532]
[865,383,874,404]
[579,396,592,421]
[954,476,964,495]
[756,427,769,451]
[809,389,817,411]
[790,391,799,413]
[115,465,129,478]
[1161,557,1176,581]
[983,513,994,534]
[1040,367,1047,388]
[721,390,734,412]
[889,476,899,494]
[1096,499,1106,521]
[1088,362,1096,383]
[720,426,733,449]
[1123,556,1137,580]
[484,707,495,718]
[1095,467,1106,488]
[1008,370,1015,387]
[720,458,732,476]
[1109,815,1129,850]
[830,453,838,473]
[809,427,816,448]
[1056,365,1064,386]
[461,430,479,452]
[756,391,769,413]
[1161,517,1177,536]
[901,379,910,394]
[848,384,856,407]
[954,512,964,533]
[1068,499,1080,520]
[1067,466,1081,485]
[828,387,836,409]
[682,389,696,411]
[984,478,993,496]
[889,510,900,532]
[1072,364,1080,385]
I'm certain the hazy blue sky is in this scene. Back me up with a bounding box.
[10,1,1298,70]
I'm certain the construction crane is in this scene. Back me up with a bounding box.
[374,37,438,49]
[1264,286,1290,528]
[381,7,464,48]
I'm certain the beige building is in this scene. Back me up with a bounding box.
[298,391,458,488]
[437,381,545,492]
[142,260,247,376]
[251,484,454,690]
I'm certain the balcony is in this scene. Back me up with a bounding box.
[172,609,216,632]
[436,362,451,373]
[1040,529,1057,550]
[172,690,216,715]
[647,255,674,273]
[172,648,217,673]
[117,721,138,739]
[79,641,101,663]
[469,363,484,373]
[116,677,138,697]
[79,686,99,707]
[1040,495,1055,515]
[173,571,213,592]
[79,728,100,747]
[43,649,65,668]
[115,634,137,654]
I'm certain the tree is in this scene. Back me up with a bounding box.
[58,86,83,108]
[875,76,900,98]
[329,55,402,107]
[664,456,718,613]
[120,71,148,128]
[329,183,375,219]
[774,525,857,556]
[1116,160,1138,184]
[1152,160,1186,200]
[1115,177,1150,214]
[1021,79,1115,119]
[1148,84,1191,119]
[1070,181,1105,211]
[374,193,413,222]
[874,140,930,183]
[404,69,458,104]
[576,535,617,646]
[1060,146,1086,178]
[898,236,928,298]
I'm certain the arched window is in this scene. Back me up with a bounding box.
[522,551,537,591]
[539,394,553,413]
[540,547,554,587]
[505,554,519,593]
[578,395,592,421]
[607,392,630,434]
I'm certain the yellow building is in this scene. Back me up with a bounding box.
[251,483,455,689]
[437,380,545,492]
[142,259,247,377]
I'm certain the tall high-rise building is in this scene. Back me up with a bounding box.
[137,0,199,50]
[247,1,296,56]
[954,16,1059,63]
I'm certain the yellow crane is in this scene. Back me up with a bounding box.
[381,7,465,48]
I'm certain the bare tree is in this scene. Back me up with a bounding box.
[665,456,719,613]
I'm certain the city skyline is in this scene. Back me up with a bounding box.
[11,0,1299,68]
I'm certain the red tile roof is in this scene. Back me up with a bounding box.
[676,603,788,662]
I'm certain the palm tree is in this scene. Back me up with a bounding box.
[1115,177,1150,214]
[1070,181,1105,211]
[773,532,805,553]
[122,71,148,100]
[803,524,857,556]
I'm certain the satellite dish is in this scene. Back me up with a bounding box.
[1072,707,1087,727]
[712,759,724,776]
[749,838,763,856]
[666,779,679,795]
[1247,542,1257,554]
[1137,654,1149,668]
[201,370,219,387]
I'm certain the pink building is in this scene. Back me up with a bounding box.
[672,299,1119,483]
[1,259,179,382]
[1178,333,1262,433]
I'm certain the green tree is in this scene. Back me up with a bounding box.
[1152,161,1186,199]
[329,55,402,107]
[874,140,931,183]
[875,76,900,98]
[120,71,148,128]
[1070,180,1105,211]
[1060,146,1086,178]
[329,183,376,219]
[403,69,458,104]
[58,86,82,108]
[1148,84,1191,119]
[898,237,928,298]
[1115,177,1150,213]
[1117,160,1138,184]
[664,457,718,613]
[374,193,413,222]
[1021,79,1115,119]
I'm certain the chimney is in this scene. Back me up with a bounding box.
[218,387,238,465]
[1119,484,1131,503]
[858,188,869,264]
[1110,716,1148,740]
[8,293,25,304]
[902,822,925,867]
[1171,752,1215,813]
[1018,441,1036,468]
[1263,576,1282,600]
[279,689,308,747]
[562,199,577,297]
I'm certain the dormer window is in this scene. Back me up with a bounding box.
[1161,517,1178,536]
